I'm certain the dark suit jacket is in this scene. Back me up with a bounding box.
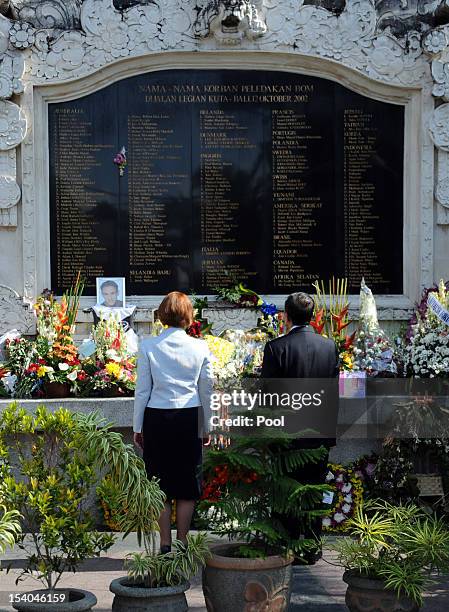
[261,325,339,447]
[261,325,339,379]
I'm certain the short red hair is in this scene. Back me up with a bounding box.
[158,292,193,329]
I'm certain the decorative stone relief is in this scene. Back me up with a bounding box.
[429,103,449,150]
[0,285,36,336]
[0,0,431,91]
[0,148,18,226]
[203,307,260,335]
[435,150,449,224]
[8,1,83,30]
[0,100,25,227]
[194,0,267,45]
[0,100,27,149]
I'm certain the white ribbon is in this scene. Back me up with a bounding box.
[427,293,449,326]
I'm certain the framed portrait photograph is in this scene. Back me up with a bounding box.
[96,277,126,308]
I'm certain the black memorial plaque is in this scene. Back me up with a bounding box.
[49,70,404,296]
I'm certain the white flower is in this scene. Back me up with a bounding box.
[67,370,78,382]
[344,494,353,503]
[105,349,121,362]
[322,517,332,528]
[342,503,352,514]
[333,512,346,523]
[342,484,353,493]
[325,471,335,482]
[58,362,69,371]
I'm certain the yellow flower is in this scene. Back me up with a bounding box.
[204,335,235,369]
[105,362,122,378]
[37,366,53,378]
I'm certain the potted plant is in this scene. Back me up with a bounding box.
[109,533,210,611]
[329,500,449,611]
[0,403,115,611]
[197,429,330,611]
[0,505,21,557]
[0,403,166,610]
[99,472,210,611]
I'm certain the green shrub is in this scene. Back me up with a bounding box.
[331,500,449,605]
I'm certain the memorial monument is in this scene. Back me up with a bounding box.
[0,0,448,333]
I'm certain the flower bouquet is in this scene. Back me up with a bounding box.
[79,315,136,397]
[407,279,449,378]
[311,277,356,370]
[322,463,364,532]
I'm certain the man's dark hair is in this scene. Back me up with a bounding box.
[101,280,119,292]
[284,292,315,325]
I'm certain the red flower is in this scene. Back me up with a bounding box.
[310,308,325,335]
[344,331,356,350]
[111,337,121,351]
[186,321,202,338]
[332,306,350,333]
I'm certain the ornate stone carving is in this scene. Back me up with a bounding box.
[8,0,83,30]
[113,0,156,9]
[9,20,34,48]
[194,0,267,44]
[0,187,19,226]
[0,148,17,226]
[375,0,449,38]
[0,100,27,149]
[6,0,423,88]
[435,149,449,224]
[429,103,449,151]
[0,285,36,336]
[202,307,259,335]
[0,176,20,207]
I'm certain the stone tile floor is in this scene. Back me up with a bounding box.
[1,533,449,610]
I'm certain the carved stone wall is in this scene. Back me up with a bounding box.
[0,285,36,335]
[0,0,446,312]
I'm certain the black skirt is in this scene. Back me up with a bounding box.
[142,406,203,500]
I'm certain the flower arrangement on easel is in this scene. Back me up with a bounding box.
[310,278,356,370]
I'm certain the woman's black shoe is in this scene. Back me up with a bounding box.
[160,545,171,554]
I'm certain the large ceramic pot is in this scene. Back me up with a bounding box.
[202,543,293,612]
[110,577,190,611]
[12,588,96,611]
[343,571,420,612]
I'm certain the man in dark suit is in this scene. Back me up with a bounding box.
[261,292,339,562]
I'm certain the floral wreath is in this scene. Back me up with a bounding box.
[322,463,364,532]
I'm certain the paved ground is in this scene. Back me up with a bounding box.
[1,533,449,610]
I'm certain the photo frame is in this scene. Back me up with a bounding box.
[96,277,126,308]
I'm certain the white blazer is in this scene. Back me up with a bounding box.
[133,327,215,434]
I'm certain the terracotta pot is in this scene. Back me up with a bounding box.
[343,570,420,612]
[110,577,189,611]
[202,543,293,612]
[44,382,71,398]
[12,588,96,611]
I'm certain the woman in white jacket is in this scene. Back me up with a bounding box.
[133,291,214,553]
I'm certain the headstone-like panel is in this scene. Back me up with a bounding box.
[49,69,404,296]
